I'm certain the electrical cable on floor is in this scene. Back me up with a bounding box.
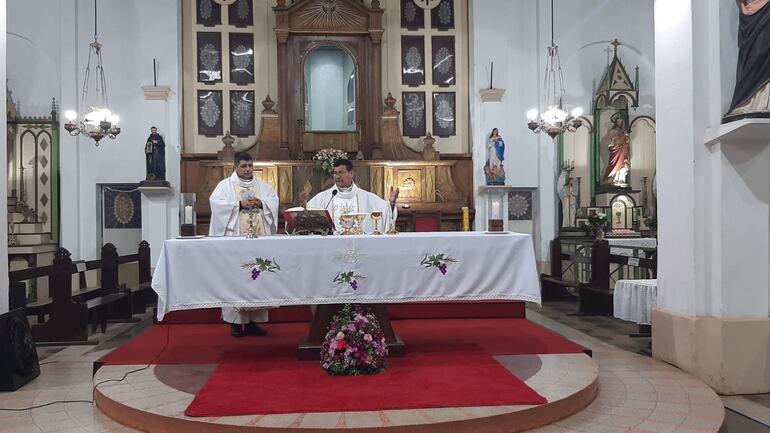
[0,323,171,412]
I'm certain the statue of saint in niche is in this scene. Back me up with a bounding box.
[724,0,770,122]
[483,128,506,185]
[145,126,166,182]
[600,113,630,188]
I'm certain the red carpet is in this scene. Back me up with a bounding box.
[184,345,547,416]
[99,319,586,365]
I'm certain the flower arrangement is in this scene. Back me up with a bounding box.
[588,213,610,231]
[587,212,610,238]
[645,216,657,231]
[321,303,388,376]
[313,148,348,175]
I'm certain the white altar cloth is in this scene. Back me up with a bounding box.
[608,238,657,258]
[152,232,541,320]
[613,279,657,325]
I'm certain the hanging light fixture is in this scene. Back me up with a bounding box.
[526,0,582,139]
[63,0,120,145]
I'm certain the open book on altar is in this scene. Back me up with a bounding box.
[282,207,335,235]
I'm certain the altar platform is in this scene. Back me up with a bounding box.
[93,312,599,433]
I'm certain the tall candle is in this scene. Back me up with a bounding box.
[184,205,193,225]
[462,206,470,231]
[491,201,500,219]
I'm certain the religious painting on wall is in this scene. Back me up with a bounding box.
[508,190,533,221]
[431,36,455,86]
[103,186,141,229]
[402,92,426,138]
[197,0,221,27]
[432,92,456,137]
[400,0,425,30]
[197,32,222,83]
[431,0,455,31]
[229,33,254,84]
[228,0,253,27]
[230,91,255,137]
[401,36,425,86]
[198,90,223,136]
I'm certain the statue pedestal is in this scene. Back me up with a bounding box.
[478,185,515,231]
[138,185,175,266]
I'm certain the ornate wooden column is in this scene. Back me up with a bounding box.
[273,1,291,155]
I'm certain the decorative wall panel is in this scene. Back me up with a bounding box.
[230,91,255,137]
[229,33,254,84]
[431,36,455,86]
[198,90,224,136]
[401,36,425,86]
[197,32,222,83]
[402,92,426,138]
[432,92,455,137]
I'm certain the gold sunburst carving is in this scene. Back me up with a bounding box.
[292,0,366,29]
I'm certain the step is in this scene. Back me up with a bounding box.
[15,233,53,244]
[13,222,46,234]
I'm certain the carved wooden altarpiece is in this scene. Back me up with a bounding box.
[274,0,384,160]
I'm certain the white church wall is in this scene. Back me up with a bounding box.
[6,0,61,117]
[5,0,183,261]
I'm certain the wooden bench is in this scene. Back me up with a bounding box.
[8,241,153,345]
[540,237,587,301]
[577,240,657,316]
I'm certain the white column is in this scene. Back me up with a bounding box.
[58,0,81,258]
[653,0,770,394]
[139,187,174,267]
[1,0,8,315]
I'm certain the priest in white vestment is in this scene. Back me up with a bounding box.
[299,159,399,233]
[209,152,279,337]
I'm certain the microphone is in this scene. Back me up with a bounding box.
[324,189,338,210]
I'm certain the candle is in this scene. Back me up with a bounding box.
[462,206,470,231]
[184,205,193,225]
[491,201,500,219]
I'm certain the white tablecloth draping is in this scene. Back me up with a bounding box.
[613,279,657,325]
[152,232,541,320]
[608,238,657,258]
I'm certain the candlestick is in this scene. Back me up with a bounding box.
[462,206,470,231]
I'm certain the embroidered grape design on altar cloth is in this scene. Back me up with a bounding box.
[241,257,281,280]
[420,253,459,275]
[334,271,366,290]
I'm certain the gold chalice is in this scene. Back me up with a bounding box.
[353,213,367,235]
[370,211,383,235]
[340,213,355,235]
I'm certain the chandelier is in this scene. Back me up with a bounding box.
[526,0,582,139]
[63,0,120,145]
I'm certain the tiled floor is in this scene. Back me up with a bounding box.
[0,304,764,432]
[527,301,770,433]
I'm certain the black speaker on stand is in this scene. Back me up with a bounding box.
[0,308,40,391]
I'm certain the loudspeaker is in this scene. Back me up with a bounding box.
[9,282,27,310]
[0,308,40,391]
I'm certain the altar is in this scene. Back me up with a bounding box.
[152,232,541,357]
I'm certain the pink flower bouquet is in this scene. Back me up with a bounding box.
[321,304,388,375]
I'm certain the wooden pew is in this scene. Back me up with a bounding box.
[8,242,153,345]
[540,237,590,301]
[577,240,657,315]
